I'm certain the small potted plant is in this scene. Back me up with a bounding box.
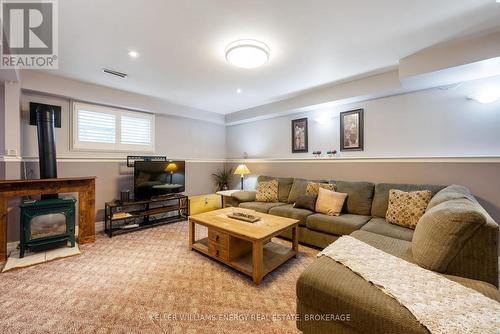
[212,167,233,191]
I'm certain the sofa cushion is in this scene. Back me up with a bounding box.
[297,242,500,334]
[444,275,500,302]
[306,213,371,236]
[268,204,314,226]
[385,189,432,229]
[297,256,429,334]
[350,230,414,262]
[333,180,375,215]
[255,179,278,202]
[293,194,317,211]
[361,217,414,241]
[426,185,473,211]
[412,198,486,273]
[371,183,444,217]
[257,176,294,203]
[238,201,286,213]
[231,190,256,202]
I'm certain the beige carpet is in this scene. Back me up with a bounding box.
[0,221,318,333]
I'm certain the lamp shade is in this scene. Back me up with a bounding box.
[165,163,178,173]
[234,164,250,175]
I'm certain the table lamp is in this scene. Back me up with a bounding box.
[234,164,251,190]
[165,162,178,184]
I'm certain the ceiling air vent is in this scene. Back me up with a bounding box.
[102,68,128,78]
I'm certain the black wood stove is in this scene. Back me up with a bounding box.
[18,103,76,257]
[19,198,76,257]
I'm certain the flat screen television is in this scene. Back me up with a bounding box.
[134,161,185,200]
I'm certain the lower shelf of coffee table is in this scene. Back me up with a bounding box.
[192,237,296,277]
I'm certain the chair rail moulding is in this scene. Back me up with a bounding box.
[15,156,227,163]
[224,156,500,163]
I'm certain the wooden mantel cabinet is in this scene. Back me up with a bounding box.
[0,177,96,262]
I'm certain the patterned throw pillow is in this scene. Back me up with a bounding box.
[255,179,279,203]
[306,182,336,196]
[386,189,432,229]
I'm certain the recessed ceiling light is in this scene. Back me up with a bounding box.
[128,50,140,58]
[470,87,500,104]
[236,88,242,94]
[225,39,270,69]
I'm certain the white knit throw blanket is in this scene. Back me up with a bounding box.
[319,236,500,334]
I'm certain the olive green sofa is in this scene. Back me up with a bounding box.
[231,176,500,334]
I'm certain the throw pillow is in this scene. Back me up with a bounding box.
[294,194,317,211]
[386,189,432,229]
[315,187,348,216]
[306,182,336,196]
[255,179,279,203]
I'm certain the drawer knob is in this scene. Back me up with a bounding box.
[216,250,219,256]
[215,235,219,241]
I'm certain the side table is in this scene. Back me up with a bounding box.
[216,190,240,208]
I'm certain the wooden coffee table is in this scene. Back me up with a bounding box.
[188,207,299,284]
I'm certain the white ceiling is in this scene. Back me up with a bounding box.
[47,0,500,114]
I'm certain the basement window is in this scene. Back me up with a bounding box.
[72,102,155,152]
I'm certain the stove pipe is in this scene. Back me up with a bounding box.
[35,105,58,200]
[36,105,58,179]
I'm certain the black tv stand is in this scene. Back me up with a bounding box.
[104,194,188,237]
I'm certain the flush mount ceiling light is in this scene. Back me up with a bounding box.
[225,39,270,69]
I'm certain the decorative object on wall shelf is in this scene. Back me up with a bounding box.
[340,109,364,151]
[312,151,322,158]
[212,167,234,191]
[292,118,308,153]
[234,164,251,190]
[327,149,338,157]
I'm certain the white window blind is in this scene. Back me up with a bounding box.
[77,109,116,144]
[121,115,152,146]
[72,102,155,152]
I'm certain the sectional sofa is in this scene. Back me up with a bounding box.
[230,176,500,334]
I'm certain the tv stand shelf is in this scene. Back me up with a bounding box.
[104,194,188,237]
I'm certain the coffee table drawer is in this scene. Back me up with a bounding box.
[208,229,229,247]
[208,242,229,261]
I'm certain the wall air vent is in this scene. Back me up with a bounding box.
[102,68,128,78]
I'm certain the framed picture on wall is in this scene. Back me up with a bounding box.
[291,118,308,153]
[340,109,364,151]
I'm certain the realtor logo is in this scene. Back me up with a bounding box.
[1,0,58,69]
